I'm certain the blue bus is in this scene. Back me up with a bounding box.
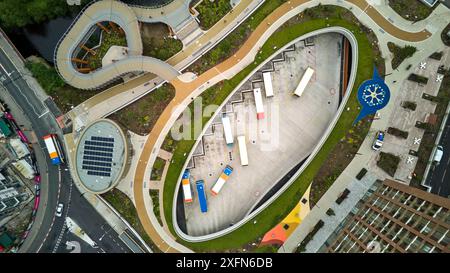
[196,180,208,213]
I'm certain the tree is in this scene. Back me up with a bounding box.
[0,0,87,29]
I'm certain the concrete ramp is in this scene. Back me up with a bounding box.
[54,0,180,90]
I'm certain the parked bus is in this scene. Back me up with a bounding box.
[253,88,265,119]
[211,165,233,196]
[262,72,274,97]
[294,67,314,97]
[43,134,65,165]
[182,169,193,203]
[237,136,249,166]
[221,115,234,146]
[196,180,208,213]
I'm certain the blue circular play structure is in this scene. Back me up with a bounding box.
[354,67,390,124]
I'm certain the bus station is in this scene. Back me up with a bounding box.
[176,33,350,237]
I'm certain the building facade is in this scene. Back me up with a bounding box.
[319,179,450,253]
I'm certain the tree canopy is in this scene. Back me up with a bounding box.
[0,0,85,29]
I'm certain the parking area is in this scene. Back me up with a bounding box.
[182,33,344,236]
[368,54,445,182]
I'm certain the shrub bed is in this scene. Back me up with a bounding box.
[377,152,400,177]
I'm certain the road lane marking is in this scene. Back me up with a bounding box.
[38,109,49,118]
[37,166,63,252]
[0,62,12,76]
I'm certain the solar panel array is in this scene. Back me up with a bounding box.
[82,136,115,177]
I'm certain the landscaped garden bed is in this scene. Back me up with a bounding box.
[429,51,443,61]
[149,189,163,226]
[356,168,368,180]
[295,220,324,253]
[25,59,99,113]
[388,0,435,22]
[85,30,127,70]
[140,22,182,60]
[387,127,409,139]
[401,101,417,111]
[387,42,416,70]
[150,157,166,181]
[408,73,429,85]
[108,83,175,135]
[102,189,161,252]
[196,0,232,30]
[377,152,400,177]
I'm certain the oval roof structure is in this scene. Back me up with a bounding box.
[75,119,128,193]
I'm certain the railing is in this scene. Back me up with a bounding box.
[125,0,176,10]
[53,0,100,78]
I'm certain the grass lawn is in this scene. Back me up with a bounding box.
[187,0,289,75]
[387,42,417,70]
[108,83,175,135]
[151,157,166,181]
[102,189,161,252]
[149,189,163,226]
[25,60,99,113]
[388,0,435,21]
[141,22,183,60]
[377,152,400,177]
[160,5,380,252]
[86,30,127,70]
[196,0,232,30]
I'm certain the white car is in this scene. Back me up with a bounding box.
[433,146,444,165]
[56,203,64,217]
[372,131,385,151]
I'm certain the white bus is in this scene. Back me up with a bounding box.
[294,67,314,97]
[253,88,265,120]
[222,115,234,145]
[237,135,249,166]
[181,169,193,203]
[43,134,65,165]
[262,72,274,97]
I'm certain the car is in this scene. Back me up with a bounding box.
[372,131,385,151]
[56,203,64,217]
[34,184,40,196]
[433,146,444,165]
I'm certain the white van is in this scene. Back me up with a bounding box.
[433,146,444,164]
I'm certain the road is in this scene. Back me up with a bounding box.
[0,44,130,253]
[426,115,450,198]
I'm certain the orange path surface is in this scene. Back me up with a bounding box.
[132,0,432,252]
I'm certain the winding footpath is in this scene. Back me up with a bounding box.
[128,0,449,252]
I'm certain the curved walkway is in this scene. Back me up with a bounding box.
[130,0,445,252]
[54,0,180,90]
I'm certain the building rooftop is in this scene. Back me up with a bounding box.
[74,119,127,193]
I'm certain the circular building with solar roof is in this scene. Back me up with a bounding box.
[74,119,130,194]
